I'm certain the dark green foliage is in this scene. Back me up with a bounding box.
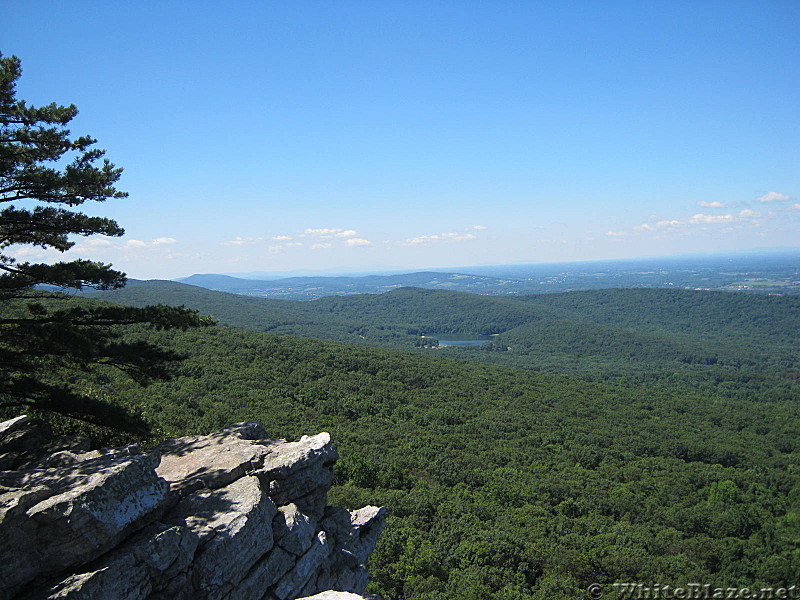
[0,53,208,431]
[90,319,800,598]
[83,281,800,405]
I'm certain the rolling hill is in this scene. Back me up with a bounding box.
[79,281,800,400]
[14,283,800,598]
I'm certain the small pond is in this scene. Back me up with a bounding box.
[424,334,494,347]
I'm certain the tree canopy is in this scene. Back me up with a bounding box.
[0,52,208,432]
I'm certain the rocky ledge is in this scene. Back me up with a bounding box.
[0,416,385,600]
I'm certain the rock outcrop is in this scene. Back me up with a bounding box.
[0,416,385,600]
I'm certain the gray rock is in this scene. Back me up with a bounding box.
[155,423,275,496]
[273,503,316,556]
[0,453,169,600]
[289,487,329,522]
[321,506,386,565]
[272,532,331,600]
[22,523,199,600]
[268,463,333,509]
[259,434,338,480]
[228,547,295,600]
[296,593,381,600]
[42,445,141,469]
[0,415,30,437]
[315,506,386,596]
[165,475,277,598]
[0,418,385,600]
[0,416,89,471]
[345,506,387,565]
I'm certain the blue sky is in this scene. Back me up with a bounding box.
[3,1,799,278]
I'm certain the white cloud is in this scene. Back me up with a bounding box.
[152,237,177,246]
[268,245,284,253]
[688,213,735,224]
[11,247,51,259]
[790,204,800,211]
[738,209,761,218]
[404,231,477,245]
[272,235,293,241]
[756,192,790,203]
[125,237,178,248]
[335,230,358,238]
[125,237,177,249]
[305,228,342,237]
[404,235,435,245]
[223,236,262,246]
[311,242,332,250]
[441,232,476,241]
[285,241,304,247]
[654,220,684,228]
[606,231,626,237]
[81,238,114,248]
[344,237,372,247]
[697,201,726,208]
[70,237,116,253]
[472,225,487,230]
[635,220,683,231]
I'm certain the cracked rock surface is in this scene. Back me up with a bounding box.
[0,417,385,600]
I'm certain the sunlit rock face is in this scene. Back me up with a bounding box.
[0,417,386,600]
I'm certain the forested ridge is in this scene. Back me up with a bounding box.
[80,282,800,397]
[15,286,800,598]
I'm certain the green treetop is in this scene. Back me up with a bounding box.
[0,52,209,433]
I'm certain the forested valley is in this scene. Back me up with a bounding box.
[21,283,795,599]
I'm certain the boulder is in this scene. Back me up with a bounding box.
[0,450,169,600]
[0,417,384,600]
[22,523,199,600]
[273,503,317,556]
[0,416,89,471]
[165,475,278,598]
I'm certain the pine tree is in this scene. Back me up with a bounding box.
[0,53,208,433]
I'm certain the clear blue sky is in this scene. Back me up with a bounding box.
[3,1,798,278]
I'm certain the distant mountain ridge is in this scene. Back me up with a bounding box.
[176,252,800,299]
[79,280,800,384]
[176,271,522,298]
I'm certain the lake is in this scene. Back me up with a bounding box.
[426,335,493,347]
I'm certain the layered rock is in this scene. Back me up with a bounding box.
[0,417,385,600]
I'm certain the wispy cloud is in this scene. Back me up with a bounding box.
[738,209,761,218]
[697,201,726,208]
[223,236,263,246]
[634,219,684,231]
[471,225,487,230]
[688,213,735,224]
[336,230,358,238]
[272,235,293,241]
[403,231,478,245]
[634,208,766,234]
[605,231,626,237]
[344,237,372,247]
[126,237,177,248]
[311,242,332,250]
[791,204,800,211]
[756,192,790,203]
[76,238,114,248]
